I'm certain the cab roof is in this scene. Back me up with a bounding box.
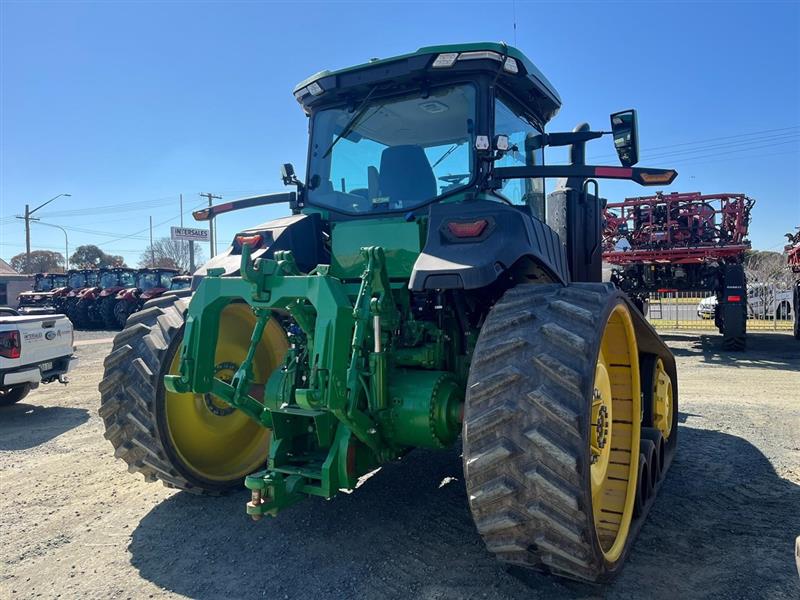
[293,42,562,124]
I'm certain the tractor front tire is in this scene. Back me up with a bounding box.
[464,283,653,583]
[98,293,288,494]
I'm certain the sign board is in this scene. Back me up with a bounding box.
[171,226,209,242]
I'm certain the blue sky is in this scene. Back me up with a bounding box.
[1,0,798,267]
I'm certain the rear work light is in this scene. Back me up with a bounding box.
[727,295,742,303]
[432,52,519,73]
[0,330,21,359]
[447,219,489,238]
[235,233,263,249]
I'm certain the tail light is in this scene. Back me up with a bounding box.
[446,219,489,238]
[0,330,21,359]
[235,233,263,249]
[727,295,742,303]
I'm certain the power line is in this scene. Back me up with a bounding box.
[588,125,800,161]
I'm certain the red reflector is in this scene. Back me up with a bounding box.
[236,234,262,249]
[0,330,21,359]
[447,219,488,238]
[595,167,633,178]
[727,295,741,302]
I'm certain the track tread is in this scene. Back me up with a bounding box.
[97,294,224,495]
[464,283,638,583]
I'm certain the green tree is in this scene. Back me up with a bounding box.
[70,245,126,268]
[9,250,65,273]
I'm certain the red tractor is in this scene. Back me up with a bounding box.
[16,273,69,315]
[61,269,99,321]
[604,191,754,350]
[107,268,179,329]
[786,228,800,340]
[71,267,136,329]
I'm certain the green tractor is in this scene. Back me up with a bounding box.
[99,43,679,583]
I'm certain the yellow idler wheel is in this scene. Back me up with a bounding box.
[164,302,288,483]
[642,354,675,441]
[590,305,641,564]
[99,294,288,494]
[464,283,645,582]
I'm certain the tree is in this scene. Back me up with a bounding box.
[70,245,126,268]
[9,250,65,274]
[139,238,204,272]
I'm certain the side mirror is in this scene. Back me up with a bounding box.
[281,163,296,186]
[610,109,639,167]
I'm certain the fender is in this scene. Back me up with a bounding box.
[191,213,329,290]
[409,200,569,291]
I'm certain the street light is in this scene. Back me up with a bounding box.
[17,193,72,273]
[33,221,69,271]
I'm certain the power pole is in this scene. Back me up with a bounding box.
[149,216,155,267]
[17,193,71,273]
[24,204,32,273]
[199,192,222,258]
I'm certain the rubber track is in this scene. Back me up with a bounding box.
[464,282,633,582]
[97,293,220,494]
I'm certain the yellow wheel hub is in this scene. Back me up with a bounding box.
[590,304,641,563]
[652,358,673,440]
[164,303,288,482]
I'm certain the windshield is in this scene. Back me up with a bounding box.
[138,273,160,290]
[35,276,51,291]
[85,272,98,286]
[307,84,476,214]
[52,275,68,288]
[494,96,545,219]
[68,273,84,288]
[170,278,190,290]
[99,272,118,288]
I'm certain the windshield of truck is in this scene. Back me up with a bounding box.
[307,84,476,214]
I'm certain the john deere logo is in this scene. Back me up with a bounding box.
[45,331,56,340]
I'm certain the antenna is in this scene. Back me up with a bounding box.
[513,0,517,46]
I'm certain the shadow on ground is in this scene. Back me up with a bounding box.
[129,426,800,600]
[662,332,800,371]
[0,403,90,450]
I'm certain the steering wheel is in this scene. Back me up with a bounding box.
[438,174,470,185]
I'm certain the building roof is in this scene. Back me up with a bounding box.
[0,258,18,275]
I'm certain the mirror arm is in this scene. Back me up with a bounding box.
[491,165,677,186]
[193,192,298,221]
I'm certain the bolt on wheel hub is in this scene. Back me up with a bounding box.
[204,362,239,417]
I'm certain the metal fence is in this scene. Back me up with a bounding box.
[644,289,794,331]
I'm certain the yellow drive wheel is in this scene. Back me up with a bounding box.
[590,304,641,563]
[642,354,675,442]
[164,302,288,483]
[99,294,289,494]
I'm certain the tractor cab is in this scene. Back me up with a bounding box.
[136,268,178,299]
[66,269,98,298]
[17,273,68,314]
[96,267,137,298]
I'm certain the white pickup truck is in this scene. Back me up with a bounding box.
[0,308,77,406]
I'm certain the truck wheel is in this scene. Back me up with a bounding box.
[464,283,649,582]
[98,294,289,493]
[0,384,31,406]
[99,297,119,330]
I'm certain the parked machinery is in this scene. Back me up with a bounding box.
[16,273,69,315]
[71,267,136,329]
[604,192,754,350]
[61,269,99,319]
[107,268,179,329]
[786,228,800,340]
[99,43,681,583]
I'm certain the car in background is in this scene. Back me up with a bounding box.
[697,295,717,319]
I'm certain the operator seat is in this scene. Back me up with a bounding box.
[379,145,437,206]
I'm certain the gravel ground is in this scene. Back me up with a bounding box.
[1,330,798,600]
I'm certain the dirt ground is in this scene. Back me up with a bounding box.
[1,330,798,600]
